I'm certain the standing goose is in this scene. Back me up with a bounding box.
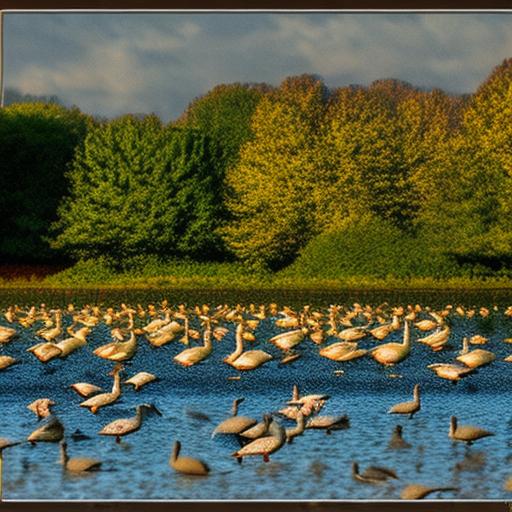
[212,398,257,437]
[352,462,398,484]
[224,323,272,371]
[388,384,421,419]
[456,338,495,369]
[170,441,209,476]
[80,365,123,414]
[60,441,101,473]
[99,403,162,443]
[174,321,213,367]
[370,321,411,366]
[388,425,411,449]
[448,416,494,445]
[400,483,458,500]
[232,417,286,463]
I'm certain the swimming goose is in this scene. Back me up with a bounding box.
[212,398,257,437]
[0,355,17,370]
[449,416,494,445]
[417,326,450,351]
[224,323,272,371]
[268,328,308,351]
[146,319,184,347]
[60,441,101,473]
[400,483,457,500]
[428,363,473,381]
[337,325,368,342]
[93,331,137,362]
[0,325,16,343]
[469,334,488,345]
[370,321,411,366]
[370,316,400,341]
[456,337,495,369]
[388,425,411,449]
[232,417,286,463]
[27,398,55,420]
[142,309,171,333]
[36,310,62,342]
[4,306,16,323]
[285,412,305,443]
[388,384,420,419]
[99,403,162,443]
[174,321,213,367]
[278,385,329,420]
[352,462,398,484]
[80,365,123,414]
[27,414,64,444]
[306,414,350,433]
[319,341,367,362]
[124,371,157,391]
[70,382,103,398]
[170,441,209,476]
[239,414,272,440]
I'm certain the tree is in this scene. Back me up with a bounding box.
[0,102,91,262]
[222,75,331,270]
[51,115,224,261]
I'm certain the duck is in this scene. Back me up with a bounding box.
[456,337,495,369]
[224,323,272,371]
[174,321,213,367]
[27,414,64,444]
[388,425,411,449]
[70,382,103,398]
[60,440,101,473]
[27,398,55,420]
[306,414,350,434]
[99,403,162,443]
[124,371,157,391]
[370,316,400,341]
[212,398,257,437]
[400,483,457,500]
[319,341,367,362]
[448,416,494,445]
[352,462,398,484]
[80,365,123,414]
[232,416,286,463]
[170,440,209,476]
[388,384,420,419]
[428,363,473,382]
[268,328,308,351]
[370,321,411,366]
[417,326,450,351]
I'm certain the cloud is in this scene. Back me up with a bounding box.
[5,13,512,120]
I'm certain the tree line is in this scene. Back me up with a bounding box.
[2,58,512,278]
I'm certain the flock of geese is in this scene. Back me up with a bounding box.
[0,300,511,500]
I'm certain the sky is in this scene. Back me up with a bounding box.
[4,12,512,121]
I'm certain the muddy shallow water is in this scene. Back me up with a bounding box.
[1,288,511,500]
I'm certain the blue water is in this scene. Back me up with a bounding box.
[1,293,512,500]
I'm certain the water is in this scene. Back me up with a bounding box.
[1,289,512,500]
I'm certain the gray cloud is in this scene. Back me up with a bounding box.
[4,12,512,120]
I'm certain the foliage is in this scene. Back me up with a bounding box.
[0,102,91,262]
[51,115,225,261]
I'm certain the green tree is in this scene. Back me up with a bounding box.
[222,75,331,270]
[0,102,91,262]
[51,115,224,261]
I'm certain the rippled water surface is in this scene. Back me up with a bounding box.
[1,288,512,500]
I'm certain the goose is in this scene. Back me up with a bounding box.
[0,355,16,370]
[388,424,411,449]
[400,483,457,500]
[505,354,512,363]
[142,309,171,333]
[417,326,450,351]
[448,416,494,445]
[19,306,37,328]
[0,325,16,343]
[55,325,91,358]
[70,382,103,398]
[124,371,157,391]
[309,328,325,345]
[428,363,473,382]
[370,321,411,366]
[99,403,162,443]
[337,325,368,342]
[27,414,64,444]
[388,384,420,419]
[239,414,271,440]
[36,310,62,342]
[285,412,305,443]
[212,398,256,437]
[469,334,488,345]
[456,337,495,369]
[27,340,62,363]
[232,417,286,463]
[278,385,329,420]
[4,306,16,323]
[146,320,184,347]
[80,365,123,414]
[224,323,272,371]
[268,328,308,351]
[370,316,400,341]
[93,331,137,362]
[306,414,349,434]
[60,441,101,473]
[174,322,213,367]
[352,462,398,484]
[170,441,209,476]
[414,318,439,332]
[319,341,367,362]
[27,398,55,420]
[280,352,302,364]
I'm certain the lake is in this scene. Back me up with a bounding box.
[1,288,511,500]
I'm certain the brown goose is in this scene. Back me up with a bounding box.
[352,462,398,484]
[448,416,494,445]
[428,362,473,381]
[60,441,101,473]
[400,483,457,500]
[388,425,411,449]
[170,441,209,476]
[306,414,350,434]
[388,384,420,419]
[80,365,123,414]
[285,412,305,443]
[70,382,103,398]
[212,398,256,437]
[124,371,157,391]
[27,415,64,444]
